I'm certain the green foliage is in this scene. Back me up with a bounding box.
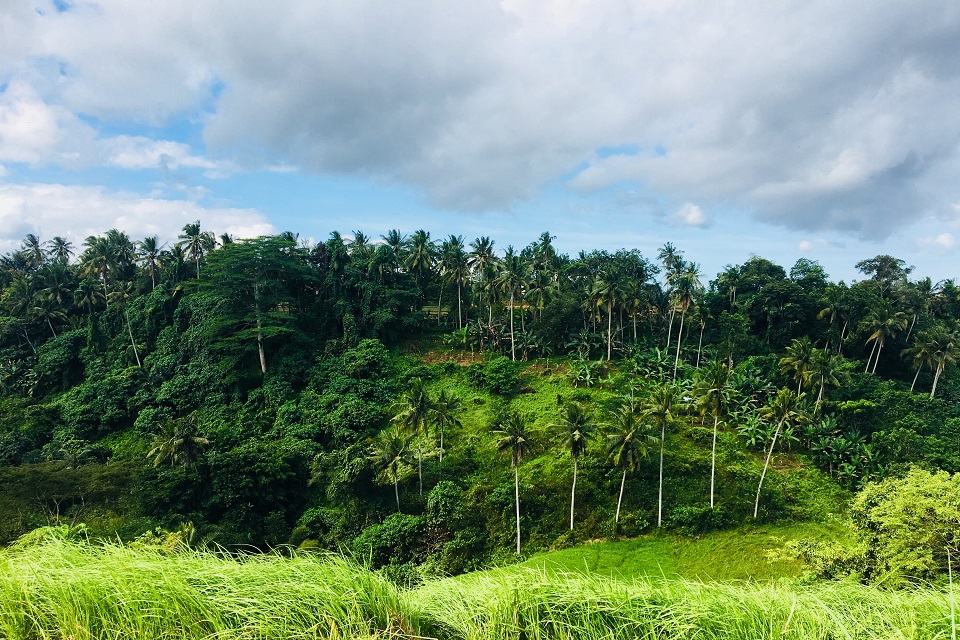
[665,505,733,534]
[467,356,520,396]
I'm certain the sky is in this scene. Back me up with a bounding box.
[1,0,959,284]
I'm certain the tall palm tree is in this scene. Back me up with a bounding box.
[108,280,142,367]
[695,359,732,509]
[45,236,74,264]
[780,337,815,395]
[860,299,908,374]
[591,274,622,362]
[348,230,374,260]
[73,278,105,318]
[754,389,810,517]
[493,411,534,554]
[368,427,411,512]
[903,333,936,393]
[930,328,959,399]
[809,348,843,409]
[494,246,527,361]
[672,263,703,378]
[605,398,656,527]
[177,221,215,279]
[381,229,408,273]
[644,383,681,527]
[391,378,435,495]
[405,229,436,305]
[658,243,683,350]
[432,388,463,463]
[468,236,497,322]
[552,403,596,530]
[138,236,164,290]
[80,234,112,306]
[20,233,45,269]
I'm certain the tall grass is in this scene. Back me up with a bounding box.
[1,538,956,639]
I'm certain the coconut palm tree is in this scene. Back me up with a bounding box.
[552,403,596,530]
[644,383,681,527]
[605,398,656,527]
[468,236,496,320]
[432,388,463,464]
[108,280,142,367]
[780,337,815,396]
[368,427,411,511]
[494,246,528,361]
[177,221,215,279]
[381,229,408,273]
[493,411,534,554]
[137,236,165,290]
[391,378,435,495]
[860,299,908,373]
[20,233,45,269]
[80,234,112,306]
[148,413,209,469]
[45,236,74,264]
[809,348,844,409]
[671,263,703,378]
[591,274,622,362]
[929,328,959,399]
[694,359,732,509]
[754,389,810,517]
[903,334,936,393]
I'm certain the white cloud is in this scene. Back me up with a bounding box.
[0,80,97,166]
[798,240,813,251]
[0,182,273,255]
[916,232,956,251]
[102,136,231,172]
[672,203,709,228]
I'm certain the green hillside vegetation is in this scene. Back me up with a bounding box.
[0,225,959,591]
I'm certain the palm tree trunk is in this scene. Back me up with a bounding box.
[666,308,675,350]
[394,471,400,512]
[606,298,613,361]
[458,282,463,329]
[838,320,847,354]
[418,437,423,496]
[906,314,917,341]
[125,310,142,368]
[865,340,878,372]
[438,285,443,325]
[46,318,57,338]
[754,422,783,518]
[658,421,666,527]
[932,363,944,399]
[872,340,883,374]
[911,365,922,392]
[710,414,718,509]
[615,468,626,526]
[514,465,521,554]
[439,426,444,464]
[570,457,578,530]
[673,311,685,379]
[20,328,36,354]
[696,323,704,367]
[510,291,516,361]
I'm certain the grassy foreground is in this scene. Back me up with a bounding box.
[1,537,957,640]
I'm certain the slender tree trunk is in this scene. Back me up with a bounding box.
[46,318,57,338]
[438,285,443,325]
[102,272,110,309]
[838,321,847,354]
[20,328,36,354]
[865,340,878,372]
[125,310,142,368]
[710,414,718,509]
[658,421,666,527]
[872,340,884,374]
[418,436,423,496]
[439,426,444,464]
[906,314,917,341]
[632,313,637,342]
[696,324,704,367]
[458,282,462,329]
[754,422,783,518]
[673,311,685,379]
[510,291,516,361]
[666,308,675,350]
[615,468,626,526]
[911,365,922,392]
[932,363,944,399]
[394,471,400,512]
[570,457,578,530]
[150,267,156,291]
[607,298,613,361]
[514,465,521,554]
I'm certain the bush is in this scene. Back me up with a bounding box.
[467,357,520,396]
[665,505,733,534]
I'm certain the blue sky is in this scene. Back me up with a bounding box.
[1,1,959,284]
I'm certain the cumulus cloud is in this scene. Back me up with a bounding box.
[672,203,709,228]
[0,182,273,255]
[1,0,959,237]
[916,232,956,252]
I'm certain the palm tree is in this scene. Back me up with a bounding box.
[493,411,534,554]
[644,383,681,527]
[695,359,732,509]
[381,229,408,273]
[605,398,656,527]
[404,229,436,304]
[80,234,112,306]
[903,334,936,393]
[671,263,702,378]
[138,236,164,290]
[45,236,74,264]
[809,348,844,409]
[717,264,742,306]
[552,403,596,530]
[860,299,908,373]
[494,246,527,361]
[21,233,45,269]
[368,427,411,511]
[148,413,209,469]
[468,236,496,322]
[391,378,435,495]
[177,221,215,279]
[432,388,463,463]
[780,337,815,395]
[348,230,374,260]
[74,278,105,318]
[929,328,959,399]
[108,280,142,367]
[33,294,67,337]
[658,243,683,350]
[591,274,622,361]
[754,389,810,517]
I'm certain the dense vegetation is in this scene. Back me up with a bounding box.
[1,225,958,585]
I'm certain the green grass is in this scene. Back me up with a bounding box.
[3,534,957,640]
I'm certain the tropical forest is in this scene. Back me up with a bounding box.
[2,224,960,639]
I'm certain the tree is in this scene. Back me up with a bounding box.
[605,398,656,527]
[644,383,681,527]
[929,327,958,399]
[368,427,412,512]
[552,402,596,530]
[432,388,463,463]
[590,274,621,361]
[177,221,215,280]
[148,413,209,469]
[494,246,528,361]
[45,236,74,264]
[671,263,703,378]
[694,359,732,509]
[138,236,164,290]
[107,280,142,368]
[860,299,908,373]
[493,411,534,554]
[392,377,435,495]
[468,236,496,322]
[780,337,815,395]
[855,255,912,298]
[754,388,810,517]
